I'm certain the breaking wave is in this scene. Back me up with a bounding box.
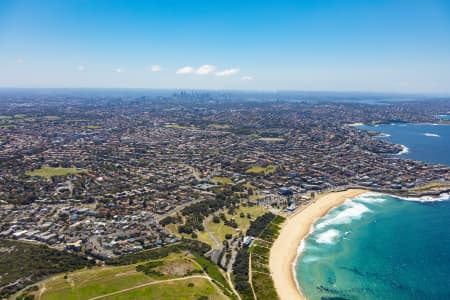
[395,144,409,155]
[315,200,371,230]
[390,193,450,203]
[423,133,440,137]
[316,229,340,244]
[355,193,386,203]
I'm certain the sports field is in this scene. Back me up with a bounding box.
[26,166,86,178]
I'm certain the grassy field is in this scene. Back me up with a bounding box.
[409,182,450,192]
[44,116,61,121]
[166,204,267,247]
[39,264,154,300]
[0,124,16,128]
[101,277,227,300]
[27,166,86,178]
[247,134,260,139]
[245,165,277,175]
[165,222,215,247]
[84,125,102,129]
[31,253,227,300]
[211,176,233,185]
[166,124,189,129]
[207,205,267,242]
[208,124,231,129]
[23,117,37,122]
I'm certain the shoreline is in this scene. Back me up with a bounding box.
[269,189,369,300]
[395,144,409,155]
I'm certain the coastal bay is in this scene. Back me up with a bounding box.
[269,189,368,300]
[271,189,450,300]
[296,192,450,300]
[357,123,450,165]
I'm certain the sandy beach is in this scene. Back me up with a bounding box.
[269,189,369,300]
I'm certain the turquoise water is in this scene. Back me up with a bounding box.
[357,123,450,166]
[437,115,450,121]
[296,193,450,300]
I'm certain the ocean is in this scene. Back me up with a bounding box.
[357,122,450,166]
[295,122,450,300]
[296,193,450,300]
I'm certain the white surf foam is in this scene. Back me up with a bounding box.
[355,192,386,203]
[395,144,409,155]
[301,255,320,263]
[423,133,440,137]
[292,238,308,293]
[316,229,340,244]
[391,193,450,203]
[315,200,371,230]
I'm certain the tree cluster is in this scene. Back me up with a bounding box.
[246,212,276,237]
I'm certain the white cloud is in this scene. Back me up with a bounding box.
[147,65,162,72]
[195,64,216,75]
[176,66,195,74]
[241,76,254,81]
[77,65,86,72]
[216,68,240,77]
[176,65,217,75]
[16,58,24,64]
[115,68,123,73]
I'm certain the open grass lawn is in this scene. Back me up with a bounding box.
[44,116,61,121]
[0,124,16,128]
[23,117,37,122]
[211,176,233,185]
[166,204,267,247]
[248,194,265,201]
[207,205,267,242]
[165,124,189,129]
[245,165,277,175]
[38,254,215,300]
[247,133,260,139]
[410,182,450,191]
[143,256,203,277]
[208,123,230,129]
[102,277,227,300]
[244,182,256,189]
[195,230,216,247]
[84,125,102,129]
[166,222,215,247]
[0,115,12,119]
[27,166,86,178]
[40,264,153,300]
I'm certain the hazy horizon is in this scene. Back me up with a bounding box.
[1,0,450,93]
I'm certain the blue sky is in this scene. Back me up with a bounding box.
[1,0,450,93]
